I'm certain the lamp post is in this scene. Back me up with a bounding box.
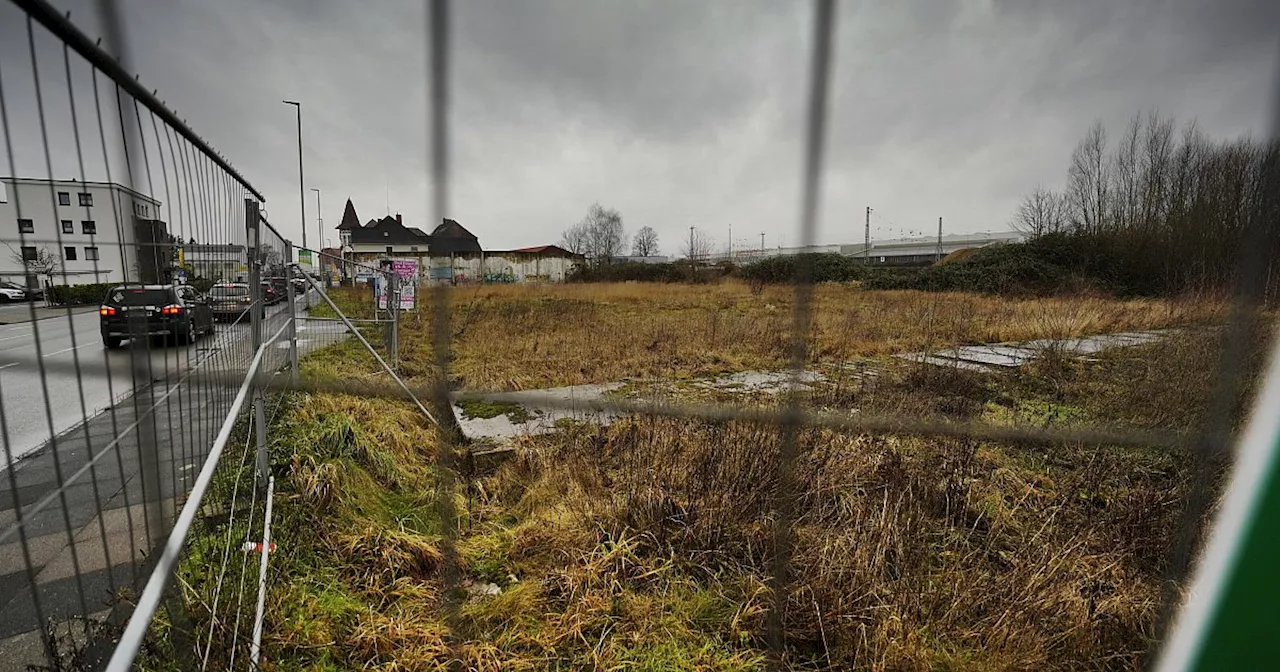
[311,187,322,253]
[282,100,305,250]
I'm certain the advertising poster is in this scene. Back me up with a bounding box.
[375,258,418,311]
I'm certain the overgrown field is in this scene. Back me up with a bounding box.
[171,283,1266,671]
[313,280,1226,390]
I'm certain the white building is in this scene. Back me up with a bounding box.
[713,231,1025,267]
[0,177,163,286]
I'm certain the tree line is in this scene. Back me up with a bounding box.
[560,203,665,264]
[1013,111,1280,298]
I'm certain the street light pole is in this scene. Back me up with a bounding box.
[311,188,322,252]
[283,100,305,250]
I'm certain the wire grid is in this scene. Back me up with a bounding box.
[0,0,1276,669]
[0,0,289,667]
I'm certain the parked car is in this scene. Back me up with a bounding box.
[99,284,215,349]
[260,281,281,305]
[210,283,253,322]
[267,276,290,301]
[0,283,27,303]
[0,281,40,301]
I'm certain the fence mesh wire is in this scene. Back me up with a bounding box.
[0,0,1277,670]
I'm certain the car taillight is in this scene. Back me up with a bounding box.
[161,304,184,315]
[99,306,116,316]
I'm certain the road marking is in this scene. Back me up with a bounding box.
[42,342,97,358]
[0,362,19,371]
[0,332,34,342]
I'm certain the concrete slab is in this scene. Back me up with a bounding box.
[894,353,992,372]
[950,346,1038,367]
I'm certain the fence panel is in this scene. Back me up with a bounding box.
[0,1,280,668]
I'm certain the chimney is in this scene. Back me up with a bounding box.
[396,213,402,226]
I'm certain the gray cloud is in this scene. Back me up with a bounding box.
[2,0,1275,253]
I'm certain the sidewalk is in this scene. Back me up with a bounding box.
[0,304,98,325]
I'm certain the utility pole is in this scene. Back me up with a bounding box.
[936,216,943,262]
[864,206,871,264]
[283,100,305,249]
[311,188,322,253]
[728,222,732,260]
[689,226,696,276]
[760,232,765,253]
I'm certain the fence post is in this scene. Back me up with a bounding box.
[246,199,268,488]
[286,243,299,386]
[390,270,400,372]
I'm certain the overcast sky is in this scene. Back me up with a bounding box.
[2,0,1277,253]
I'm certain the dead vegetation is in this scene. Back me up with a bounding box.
[166,283,1266,671]
[318,281,1225,391]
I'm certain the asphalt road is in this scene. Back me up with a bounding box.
[0,299,298,468]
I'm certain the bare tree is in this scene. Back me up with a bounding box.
[5,244,61,293]
[680,227,714,261]
[560,221,589,256]
[632,226,659,257]
[562,203,626,265]
[1066,121,1109,233]
[582,203,625,264]
[1012,186,1067,237]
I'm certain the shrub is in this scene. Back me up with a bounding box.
[47,277,218,305]
[567,261,730,284]
[47,282,113,306]
[736,253,863,284]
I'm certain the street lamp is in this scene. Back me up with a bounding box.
[282,100,305,250]
[310,187,322,252]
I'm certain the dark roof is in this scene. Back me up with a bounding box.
[430,218,482,254]
[336,198,361,230]
[348,215,430,245]
[508,245,579,256]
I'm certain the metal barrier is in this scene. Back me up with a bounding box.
[0,0,299,668]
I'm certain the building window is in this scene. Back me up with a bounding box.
[84,246,100,261]
[18,218,34,233]
[21,246,37,262]
[64,246,77,261]
[82,220,96,235]
[58,191,70,206]
[385,246,393,254]
[61,220,73,234]
[410,246,419,253]
[77,192,92,206]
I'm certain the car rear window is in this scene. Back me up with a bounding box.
[106,288,172,306]
[210,286,249,298]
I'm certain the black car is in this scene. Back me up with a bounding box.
[99,284,215,348]
[209,283,253,322]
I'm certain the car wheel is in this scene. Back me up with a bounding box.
[103,335,123,349]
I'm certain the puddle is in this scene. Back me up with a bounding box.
[896,330,1174,371]
[452,382,622,441]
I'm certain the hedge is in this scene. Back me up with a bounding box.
[47,283,114,306]
[735,253,864,284]
[47,276,218,305]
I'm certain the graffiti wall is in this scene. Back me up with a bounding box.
[447,252,578,284]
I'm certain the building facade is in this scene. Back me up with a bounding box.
[181,243,247,283]
[334,198,581,284]
[0,177,164,286]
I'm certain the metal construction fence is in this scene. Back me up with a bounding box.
[0,0,1277,670]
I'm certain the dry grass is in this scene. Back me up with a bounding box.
[380,281,1224,390]
[168,283,1264,671]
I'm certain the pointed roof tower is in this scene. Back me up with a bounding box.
[336,198,361,231]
